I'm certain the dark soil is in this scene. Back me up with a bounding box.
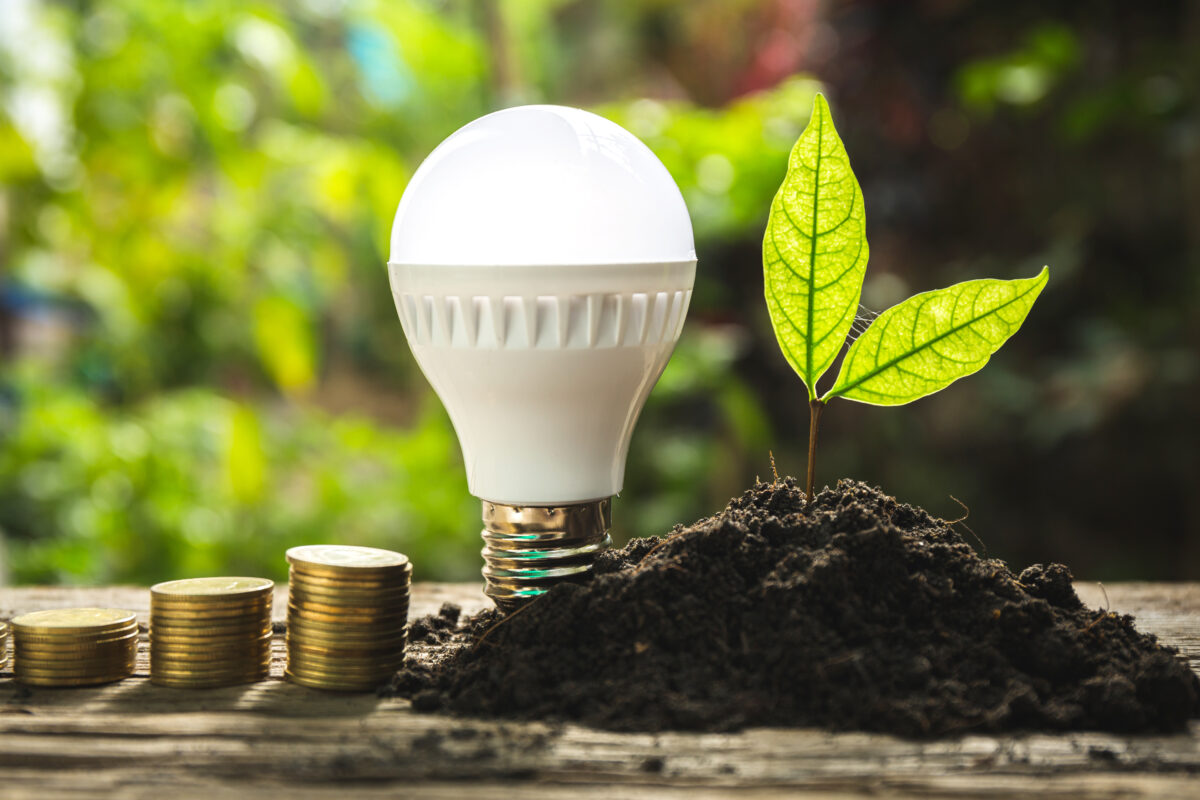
[387,479,1200,736]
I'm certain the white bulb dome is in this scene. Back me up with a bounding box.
[389,105,695,266]
[388,105,696,505]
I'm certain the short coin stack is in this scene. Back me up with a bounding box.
[0,621,8,670]
[286,545,411,691]
[150,577,274,688]
[11,608,138,687]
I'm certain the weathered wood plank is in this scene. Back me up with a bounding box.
[0,582,1196,799]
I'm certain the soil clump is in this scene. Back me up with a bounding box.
[387,479,1200,736]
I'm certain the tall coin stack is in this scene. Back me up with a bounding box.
[0,621,8,670]
[285,545,411,691]
[150,577,274,688]
[11,608,138,687]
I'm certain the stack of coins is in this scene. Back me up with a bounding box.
[0,621,9,670]
[11,608,138,687]
[150,577,274,688]
[285,545,411,691]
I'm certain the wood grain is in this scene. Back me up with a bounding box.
[0,582,1197,799]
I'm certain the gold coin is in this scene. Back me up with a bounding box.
[289,576,409,592]
[16,672,132,687]
[285,626,403,646]
[289,562,411,582]
[150,630,271,646]
[151,642,272,661]
[150,659,269,675]
[151,651,270,669]
[151,654,271,669]
[285,652,403,671]
[151,604,270,618]
[286,602,406,625]
[15,629,139,650]
[151,638,271,657]
[12,608,138,636]
[290,588,407,607]
[152,589,272,606]
[285,636,405,655]
[17,639,136,656]
[287,626,404,644]
[150,633,270,652]
[151,576,274,596]
[150,621,271,638]
[287,597,407,619]
[286,643,402,663]
[151,576,273,600]
[288,598,407,617]
[287,544,409,572]
[285,623,404,642]
[284,668,388,691]
[286,643,404,661]
[149,677,264,689]
[150,636,270,653]
[16,647,137,665]
[150,663,269,680]
[285,665,393,685]
[285,673,391,689]
[150,625,270,641]
[13,632,139,653]
[287,572,410,594]
[152,619,272,634]
[288,568,410,594]
[15,668,135,682]
[16,659,135,676]
[153,630,273,644]
[286,652,402,674]
[150,603,271,620]
[14,663,136,679]
[14,624,138,640]
[285,662,401,683]
[150,647,271,664]
[286,616,405,639]
[15,652,133,666]
[150,680,248,690]
[151,600,271,618]
[286,631,406,652]
[150,674,265,689]
[287,583,410,605]
[150,618,271,635]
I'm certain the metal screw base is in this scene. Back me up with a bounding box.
[481,498,612,612]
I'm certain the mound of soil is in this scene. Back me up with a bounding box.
[388,479,1200,736]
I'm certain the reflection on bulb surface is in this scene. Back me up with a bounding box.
[388,105,696,608]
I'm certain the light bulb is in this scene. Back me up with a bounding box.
[388,105,696,609]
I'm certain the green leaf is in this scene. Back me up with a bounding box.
[825,267,1049,405]
[763,93,869,400]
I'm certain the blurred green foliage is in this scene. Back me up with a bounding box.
[0,0,794,584]
[2,0,1198,584]
[0,369,478,584]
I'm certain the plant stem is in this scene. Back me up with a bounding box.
[806,399,824,507]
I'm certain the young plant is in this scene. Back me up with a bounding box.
[764,94,1048,503]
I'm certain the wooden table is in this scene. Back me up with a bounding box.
[1,583,1197,799]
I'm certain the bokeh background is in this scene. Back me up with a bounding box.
[1,0,1197,586]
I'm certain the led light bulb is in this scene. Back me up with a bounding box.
[388,105,696,609]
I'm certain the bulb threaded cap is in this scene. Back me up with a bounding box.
[480,499,612,611]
